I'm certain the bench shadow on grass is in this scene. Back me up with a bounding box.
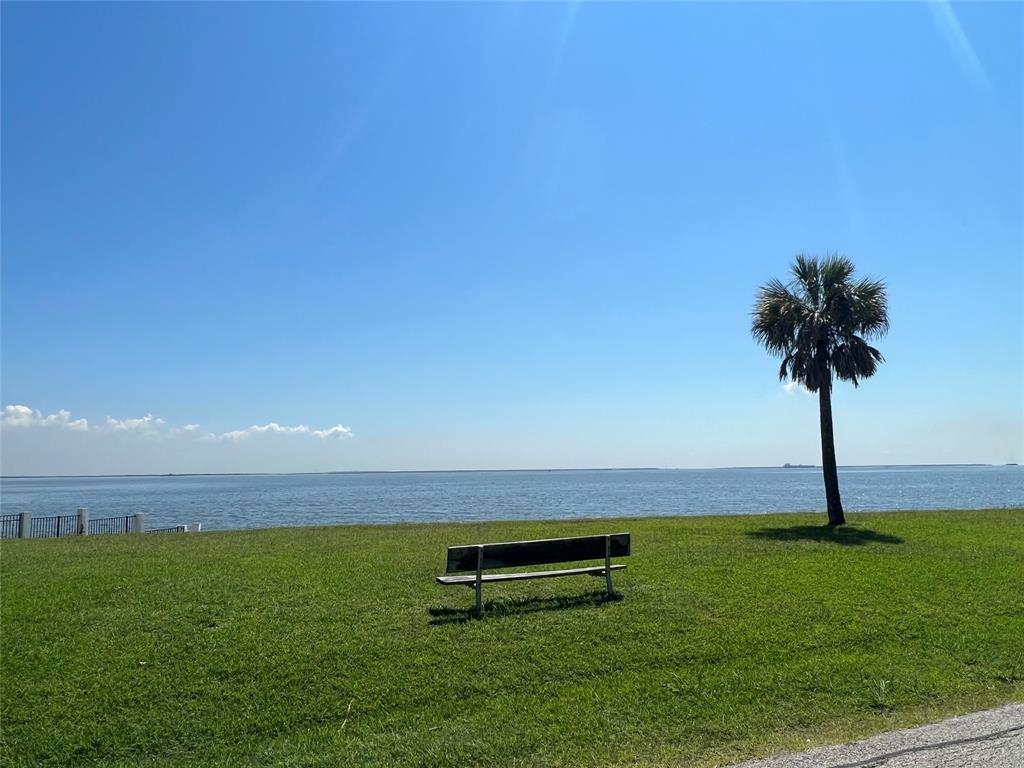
[746,525,903,546]
[429,590,622,625]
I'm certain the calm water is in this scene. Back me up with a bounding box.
[0,466,1020,532]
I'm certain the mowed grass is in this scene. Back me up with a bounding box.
[2,510,1022,768]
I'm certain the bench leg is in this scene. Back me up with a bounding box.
[475,545,484,614]
[604,535,614,597]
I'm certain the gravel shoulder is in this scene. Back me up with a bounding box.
[727,704,1024,768]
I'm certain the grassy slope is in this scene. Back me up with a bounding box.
[1,510,1022,767]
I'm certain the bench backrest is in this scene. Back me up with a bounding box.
[445,533,631,574]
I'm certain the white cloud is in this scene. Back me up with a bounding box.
[2,405,38,427]
[311,424,353,439]
[2,404,89,431]
[105,414,166,432]
[41,410,90,430]
[783,381,812,396]
[216,422,353,441]
[3,404,352,443]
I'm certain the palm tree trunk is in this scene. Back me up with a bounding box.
[817,371,845,525]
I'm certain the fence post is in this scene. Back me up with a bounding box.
[19,512,31,539]
[78,508,89,536]
[132,513,145,533]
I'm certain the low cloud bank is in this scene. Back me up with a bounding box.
[1,404,352,441]
[215,422,353,441]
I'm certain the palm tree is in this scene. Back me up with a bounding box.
[752,254,889,526]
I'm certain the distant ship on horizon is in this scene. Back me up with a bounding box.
[782,463,816,468]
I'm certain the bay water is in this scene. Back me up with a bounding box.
[1,465,1019,532]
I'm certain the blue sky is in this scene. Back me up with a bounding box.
[2,2,1021,475]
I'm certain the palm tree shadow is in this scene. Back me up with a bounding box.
[428,590,622,625]
[747,525,903,546]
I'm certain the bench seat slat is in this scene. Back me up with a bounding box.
[446,532,630,573]
[436,564,626,586]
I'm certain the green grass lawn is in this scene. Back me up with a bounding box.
[2,509,1022,767]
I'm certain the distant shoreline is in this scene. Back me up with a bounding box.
[0,463,1004,480]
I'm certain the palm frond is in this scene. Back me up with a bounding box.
[832,335,884,385]
[784,347,824,392]
[848,277,890,338]
[751,278,805,356]
[820,254,857,327]
[791,254,821,308]
[820,253,856,289]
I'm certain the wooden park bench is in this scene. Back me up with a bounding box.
[436,532,631,613]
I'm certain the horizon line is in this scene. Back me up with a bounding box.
[0,462,1010,480]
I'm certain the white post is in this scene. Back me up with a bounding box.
[19,512,30,539]
[132,513,145,533]
[78,508,89,535]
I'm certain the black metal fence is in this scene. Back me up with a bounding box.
[147,525,188,534]
[30,514,80,538]
[88,515,133,535]
[0,514,22,539]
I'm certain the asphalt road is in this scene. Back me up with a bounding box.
[728,703,1024,768]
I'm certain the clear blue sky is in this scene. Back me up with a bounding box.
[2,2,1021,474]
